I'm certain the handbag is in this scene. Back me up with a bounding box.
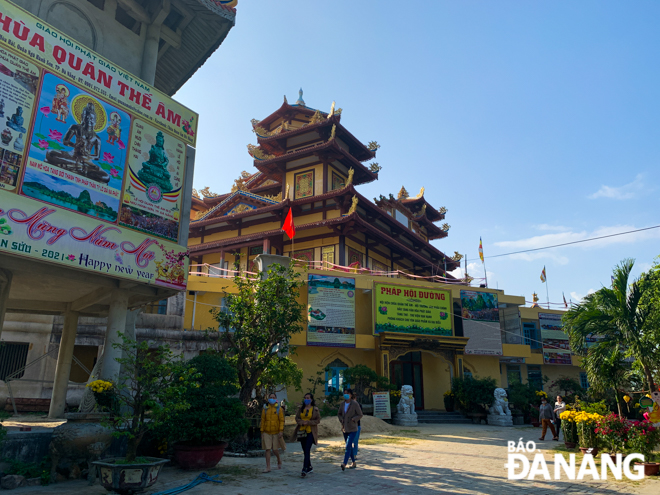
[296,430,308,440]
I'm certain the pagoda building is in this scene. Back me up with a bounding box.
[189,90,459,278]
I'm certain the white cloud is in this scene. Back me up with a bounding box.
[534,224,571,232]
[570,289,596,302]
[588,174,647,200]
[493,224,660,263]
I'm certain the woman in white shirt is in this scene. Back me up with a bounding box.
[554,395,566,438]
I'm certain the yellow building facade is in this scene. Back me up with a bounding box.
[184,270,586,410]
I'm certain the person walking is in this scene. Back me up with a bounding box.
[554,395,566,439]
[337,387,363,471]
[351,391,363,460]
[538,397,558,441]
[261,393,285,473]
[294,393,321,478]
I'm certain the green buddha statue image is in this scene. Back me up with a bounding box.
[46,102,110,184]
[137,131,172,194]
[6,106,26,133]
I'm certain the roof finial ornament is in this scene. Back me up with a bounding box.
[397,186,409,200]
[296,88,305,106]
[283,94,288,104]
[415,187,425,199]
[328,101,336,118]
[346,167,354,186]
[284,183,291,201]
[348,195,358,215]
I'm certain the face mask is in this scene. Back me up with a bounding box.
[304,399,312,405]
[344,394,351,400]
[268,398,277,404]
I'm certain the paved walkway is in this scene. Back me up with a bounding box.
[11,423,660,494]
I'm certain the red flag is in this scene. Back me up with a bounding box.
[283,208,296,239]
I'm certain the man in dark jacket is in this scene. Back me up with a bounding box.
[538,397,558,441]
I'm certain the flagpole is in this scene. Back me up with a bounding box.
[483,259,488,288]
[546,272,550,309]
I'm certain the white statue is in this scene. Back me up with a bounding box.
[489,388,512,416]
[397,385,415,415]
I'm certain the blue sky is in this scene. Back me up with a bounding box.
[175,1,660,306]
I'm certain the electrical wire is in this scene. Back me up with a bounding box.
[185,297,570,352]
[466,224,660,262]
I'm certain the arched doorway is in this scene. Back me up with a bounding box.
[390,351,424,410]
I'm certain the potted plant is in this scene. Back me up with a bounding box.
[574,411,602,456]
[560,410,578,449]
[627,420,660,476]
[166,353,249,469]
[91,335,198,494]
[595,413,627,457]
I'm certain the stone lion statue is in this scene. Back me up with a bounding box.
[397,385,415,415]
[489,387,512,416]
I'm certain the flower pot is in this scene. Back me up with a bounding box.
[579,447,599,456]
[636,463,660,476]
[174,442,228,470]
[564,442,577,449]
[92,457,168,494]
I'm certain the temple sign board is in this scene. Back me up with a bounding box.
[0,1,197,289]
[373,283,453,336]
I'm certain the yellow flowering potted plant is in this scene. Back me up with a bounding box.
[559,410,578,449]
[86,380,117,412]
[574,411,602,455]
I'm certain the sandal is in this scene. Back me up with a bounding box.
[349,462,356,469]
[262,469,271,473]
[341,464,345,471]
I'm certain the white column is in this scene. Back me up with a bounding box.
[99,291,129,381]
[0,268,12,340]
[140,22,161,85]
[48,310,80,419]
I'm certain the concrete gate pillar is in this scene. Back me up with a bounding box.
[48,309,80,418]
[99,291,129,381]
[0,268,13,339]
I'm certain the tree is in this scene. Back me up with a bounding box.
[102,336,197,462]
[581,344,628,416]
[211,261,306,410]
[342,365,394,402]
[166,353,249,446]
[564,259,657,393]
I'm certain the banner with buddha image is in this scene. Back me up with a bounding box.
[0,0,193,289]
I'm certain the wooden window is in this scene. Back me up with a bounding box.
[331,172,345,191]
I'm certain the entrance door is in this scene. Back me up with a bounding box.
[390,351,424,410]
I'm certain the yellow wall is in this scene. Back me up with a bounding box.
[464,355,503,387]
[285,163,324,199]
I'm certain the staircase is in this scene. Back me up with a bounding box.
[415,411,473,424]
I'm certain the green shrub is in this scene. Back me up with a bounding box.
[507,382,540,418]
[451,376,497,414]
[165,353,249,446]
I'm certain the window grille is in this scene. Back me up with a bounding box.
[0,342,30,381]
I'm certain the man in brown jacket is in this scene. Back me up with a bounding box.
[337,387,363,470]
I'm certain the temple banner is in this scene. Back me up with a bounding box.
[307,274,356,348]
[373,283,452,336]
[0,1,198,146]
[0,192,188,288]
[539,312,572,365]
[460,290,503,356]
[0,0,192,289]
